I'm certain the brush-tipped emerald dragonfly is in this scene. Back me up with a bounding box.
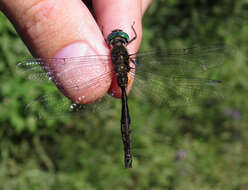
[17,24,234,168]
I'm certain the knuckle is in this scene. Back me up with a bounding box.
[20,0,58,41]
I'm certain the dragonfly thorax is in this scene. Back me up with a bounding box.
[108,36,128,47]
[110,39,130,88]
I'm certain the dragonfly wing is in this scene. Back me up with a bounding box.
[17,55,114,103]
[17,55,117,113]
[17,55,111,84]
[128,43,234,107]
[25,92,117,120]
[131,74,227,108]
[131,43,236,77]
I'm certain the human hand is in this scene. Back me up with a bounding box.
[0,0,152,104]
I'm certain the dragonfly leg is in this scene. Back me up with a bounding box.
[127,22,137,45]
[100,25,108,44]
[130,57,136,65]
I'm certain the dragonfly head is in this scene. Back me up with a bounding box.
[107,29,130,47]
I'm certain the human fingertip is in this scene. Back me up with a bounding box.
[55,42,97,59]
[51,42,111,104]
[142,0,152,15]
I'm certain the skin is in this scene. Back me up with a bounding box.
[0,0,152,104]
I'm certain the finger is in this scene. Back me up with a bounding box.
[93,0,143,98]
[142,0,153,15]
[1,0,111,104]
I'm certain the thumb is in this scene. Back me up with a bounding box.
[1,0,111,104]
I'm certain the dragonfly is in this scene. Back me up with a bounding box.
[17,24,233,168]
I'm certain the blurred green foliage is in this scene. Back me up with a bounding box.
[0,1,248,189]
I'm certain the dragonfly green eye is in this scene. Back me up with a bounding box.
[107,30,130,45]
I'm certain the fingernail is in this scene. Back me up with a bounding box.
[51,42,111,104]
[55,42,96,58]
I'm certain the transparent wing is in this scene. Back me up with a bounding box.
[17,55,111,83]
[131,75,226,108]
[17,55,115,91]
[131,43,235,76]
[17,55,116,118]
[24,93,117,119]
[18,43,235,116]
[129,43,235,107]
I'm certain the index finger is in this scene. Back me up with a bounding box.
[93,0,143,98]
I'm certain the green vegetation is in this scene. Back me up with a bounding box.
[0,1,247,189]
